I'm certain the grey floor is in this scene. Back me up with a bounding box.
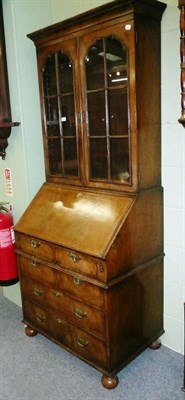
[0,294,185,400]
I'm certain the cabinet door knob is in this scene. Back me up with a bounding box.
[76,337,88,347]
[68,252,81,263]
[74,308,87,319]
[30,239,40,248]
[33,288,43,296]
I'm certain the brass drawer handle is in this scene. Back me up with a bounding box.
[31,260,39,267]
[30,239,40,249]
[74,308,86,319]
[69,252,81,263]
[33,288,43,296]
[76,337,88,347]
[73,276,83,286]
[36,313,45,322]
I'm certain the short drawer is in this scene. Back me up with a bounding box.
[21,275,105,338]
[57,270,104,309]
[55,247,103,279]
[18,255,56,286]
[23,299,53,335]
[16,233,53,262]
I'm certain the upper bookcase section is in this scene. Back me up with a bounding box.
[27,0,166,193]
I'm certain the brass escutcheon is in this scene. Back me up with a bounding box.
[54,291,61,297]
[56,318,64,324]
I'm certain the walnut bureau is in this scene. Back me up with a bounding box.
[15,0,166,389]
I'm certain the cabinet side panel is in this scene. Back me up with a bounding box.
[136,15,162,189]
[106,259,163,372]
[106,187,163,280]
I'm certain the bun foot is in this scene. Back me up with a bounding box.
[101,374,119,389]
[25,325,38,337]
[149,339,161,350]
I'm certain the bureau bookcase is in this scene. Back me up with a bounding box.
[15,0,166,389]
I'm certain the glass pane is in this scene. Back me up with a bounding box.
[43,49,80,180]
[86,39,104,90]
[89,138,108,179]
[45,97,59,124]
[58,52,74,93]
[43,53,57,97]
[109,89,128,135]
[85,36,130,184]
[87,92,106,136]
[60,95,76,136]
[63,138,78,176]
[47,124,60,137]
[48,138,62,174]
[110,138,130,182]
[106,37,128,88]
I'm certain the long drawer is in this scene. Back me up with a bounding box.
[21,275,105,338]
[23,300,107,370]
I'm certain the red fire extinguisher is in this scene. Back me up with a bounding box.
[0,203,19,286]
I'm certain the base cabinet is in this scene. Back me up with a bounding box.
[15,185,164,389]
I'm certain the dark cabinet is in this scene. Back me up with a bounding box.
[15,0,166,389]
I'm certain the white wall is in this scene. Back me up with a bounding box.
[161,1,185,353]
[0,0,184,354]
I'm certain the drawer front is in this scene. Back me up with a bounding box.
[18,255,56,286]
[23,300,107,369]
[55,247,99,278]
[21,276,105,338]
[16,233,53,262]
[23,300,53,335]
[54,317,107,369]
[57,270,104,309]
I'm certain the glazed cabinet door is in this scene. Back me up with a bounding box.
[38,23,137,191]
[79,22,137,192]
[38,38,83,185]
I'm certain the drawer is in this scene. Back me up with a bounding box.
[16,233,53,262]
[53,317,107,369]
[23,299,54,336]
[18,255,56,286]
[55,247,103,279]
[57,270,104,309]
[21,275,105,338]
[23,300,107,370]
